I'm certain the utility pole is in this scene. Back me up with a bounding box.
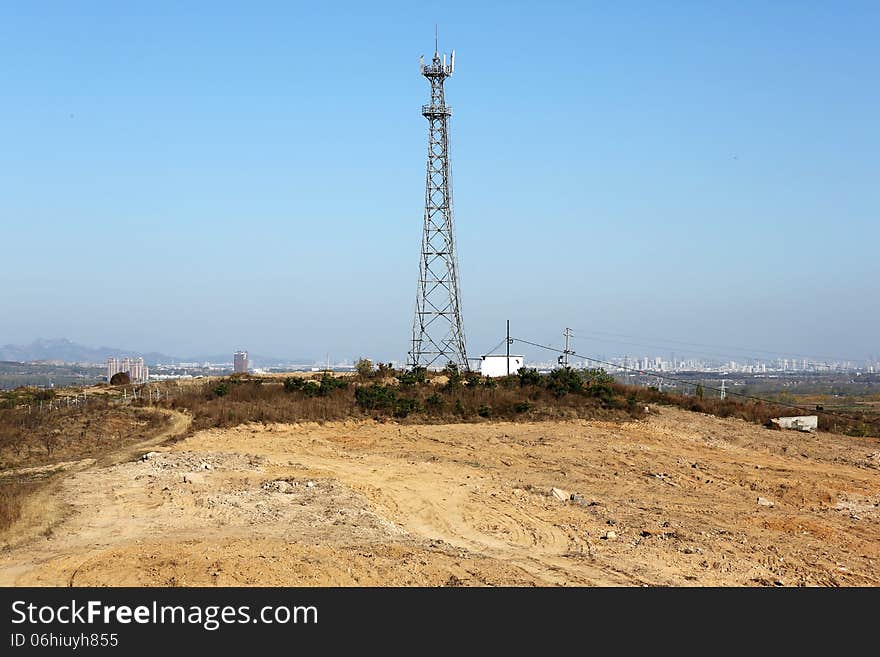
[720,379,727,400]
[563,327,572,367]
[506,319,510,376]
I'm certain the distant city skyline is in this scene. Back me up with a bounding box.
[1,3,877,363]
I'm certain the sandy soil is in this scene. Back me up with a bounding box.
[1,407,878,586]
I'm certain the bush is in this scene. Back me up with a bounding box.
[355,385,397,411]
[442,362,462,390]
[376,363,395,378]
[426,393,444,409]
[582,368,614,405]
[581,368,615,386]
[398,367,427,387]
[546,367,583,398]
[393,397,422,418]
[518,368,542,387]
[464,371,482,388]
[626,393,638,411]
[477,405,492,418]
[513,401,532,413]
[355,358,374,380]
[498,375,518,389]
[283,377,304,392]
[110,372,131,386]
[318,373,348,396]
[212,381,229,398]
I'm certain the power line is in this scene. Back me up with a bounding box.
[569,331,837,369]
[512,336,869,424]
[482,336,508,357]
[568,328,863,364]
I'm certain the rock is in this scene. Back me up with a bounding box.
[306,481,315,488]
[142,451,160,461]
[551,487,569,502]
[757,497,775,507]
[264,480,292,493]
[603,530,617,540]
[201,462,212,470]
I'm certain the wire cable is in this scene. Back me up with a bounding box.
[568,328,862,364]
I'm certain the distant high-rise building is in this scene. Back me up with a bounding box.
[107,357,120,381]
[234,350,249,374]
[107,355,149,383]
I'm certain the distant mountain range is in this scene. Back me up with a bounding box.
[0,338,311,367]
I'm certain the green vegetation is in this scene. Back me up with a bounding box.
[109,372,131,385]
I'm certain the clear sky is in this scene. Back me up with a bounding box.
[1,1,877,364]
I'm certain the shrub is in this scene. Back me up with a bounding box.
[393,397,421,418]
[477,405,492,418]
[355,358,374,380]
[464,371,483,388]
[398,367,427,387]
[110,372,131,386]
[546,367,583,398]
[426,393,444,409]
[212,381,229,398]
[318,373,348,396]
[513,401,532,414]
[581,368,615,386]
[442,362,462,390]
[283,377,304,392]
[518,368,542,387]
[626,393,638,411]
[355,385,397,411]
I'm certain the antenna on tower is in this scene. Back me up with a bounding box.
[435,24,438,55]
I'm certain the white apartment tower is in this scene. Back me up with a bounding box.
[107,356,149,383]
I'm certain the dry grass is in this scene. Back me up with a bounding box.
[154,372,880,438]
[629,385,880,437]
[0,399,171,471]
[160,374,644,434]
[0,480,40,532]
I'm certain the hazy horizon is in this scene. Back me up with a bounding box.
[2,2,877,365]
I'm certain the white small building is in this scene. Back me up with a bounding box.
[480,354,524,378]
[771,415,818,433]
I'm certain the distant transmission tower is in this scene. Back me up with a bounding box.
[409,34,468,370]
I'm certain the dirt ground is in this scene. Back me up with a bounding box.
[1,406,878,586]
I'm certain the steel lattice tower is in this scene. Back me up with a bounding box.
[409,40,468,370]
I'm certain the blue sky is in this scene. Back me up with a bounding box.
[1,1,877,363]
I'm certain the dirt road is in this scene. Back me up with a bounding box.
[1,407,878,586]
